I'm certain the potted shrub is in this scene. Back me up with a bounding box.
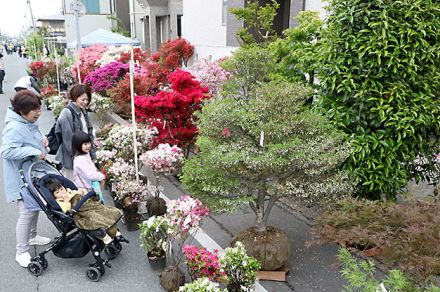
[159,196,209,292]
[114,178,148,231]
[140,143,184,216]
[219,242,261,292]
[182,245,224,282]
[139,216,169,271]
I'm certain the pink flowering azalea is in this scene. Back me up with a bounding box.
[187,58,231,95]
[183,245,225,282]
[140,143,184,174]
[166,195,209,236]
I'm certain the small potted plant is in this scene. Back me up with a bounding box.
[140,143,183,216]
[159,195,210,292]
[219,242,261,292]
[114,178,148,231]
[182,245,224,282]
[139,216,169,271]
[179,277,226,292]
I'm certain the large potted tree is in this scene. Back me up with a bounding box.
[182,47,355,270]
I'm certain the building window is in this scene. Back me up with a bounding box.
[222,0,228,26]
[177,15,182,37]
[81,0,100,14]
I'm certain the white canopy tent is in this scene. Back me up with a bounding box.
[67,29,141,48]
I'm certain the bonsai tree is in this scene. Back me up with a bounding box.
[318,0,440,199]
[182,47,355,270]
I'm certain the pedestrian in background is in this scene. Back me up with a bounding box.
[0,90,51,268]
[14,74,41,96]
[55,84,95,178]
[0,53,5,94]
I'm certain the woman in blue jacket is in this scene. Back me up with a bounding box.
[0,90,51,268]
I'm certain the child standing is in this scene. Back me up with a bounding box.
[71,131,105,201]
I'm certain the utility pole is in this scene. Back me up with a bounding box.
[26,0,36,32]
[72,0,82,82]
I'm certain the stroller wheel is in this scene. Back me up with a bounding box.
[86,267,101,282]
[96,264,105,276]
[104,244,119,260]
[114,241,122,252]
[36,256,48,270]
[28,262,43,277]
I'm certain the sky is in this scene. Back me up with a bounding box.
[0,0,62,37]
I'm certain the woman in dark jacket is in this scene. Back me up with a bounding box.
[55,84,95,174]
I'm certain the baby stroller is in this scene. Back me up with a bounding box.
[19,159,129,282]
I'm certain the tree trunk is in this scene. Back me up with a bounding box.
[254,189,267,232]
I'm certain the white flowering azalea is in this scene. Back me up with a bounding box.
[179,277,226,292]
[95,45,132,67]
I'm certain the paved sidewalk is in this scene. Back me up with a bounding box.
[0,54,163,292]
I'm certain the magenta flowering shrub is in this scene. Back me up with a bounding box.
[84,61,129,94]
[183,245,225,282]
[187,58,231,95]
[166,195,210,236]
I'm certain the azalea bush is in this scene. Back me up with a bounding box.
[164,196,209,267]
[179,277,226,292]
[107,158,136,184]
[150,38,194,69]
[103,124,157,160]
[140,143,183,174]
[84,61,129,95]
[183,245,224,282]
[28,61,48,79]
[73,44,108,81]
[95,45,132,67]
[220,242,260,292]
[135,69,209,151]
[139,216,169,257]
[113,177,148,207]
[107,72,156,115]
[88,93,114,127]
[166,195,209,237]
[187,58,231,95]
[95,149,117,167]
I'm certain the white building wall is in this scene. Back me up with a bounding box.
[183,0,236,62]
[305,0,327,19]
[64,15,113,44]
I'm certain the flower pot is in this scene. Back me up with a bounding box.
[146,196,167,217]
[159,266,185,292]
[147,252,166,271]
[232,226,290,271]
[123,210,143,231]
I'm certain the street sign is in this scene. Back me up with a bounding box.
[70,0,86,17]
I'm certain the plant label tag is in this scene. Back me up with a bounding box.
[163,120,166,129]
[260,130,264,147]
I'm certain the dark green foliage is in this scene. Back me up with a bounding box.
[318,0,440,199]
[316,199,440,282]
[269,11,323,85]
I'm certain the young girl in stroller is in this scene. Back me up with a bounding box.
[45,178,122,244]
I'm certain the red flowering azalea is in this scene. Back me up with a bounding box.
[134,69,209,150]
